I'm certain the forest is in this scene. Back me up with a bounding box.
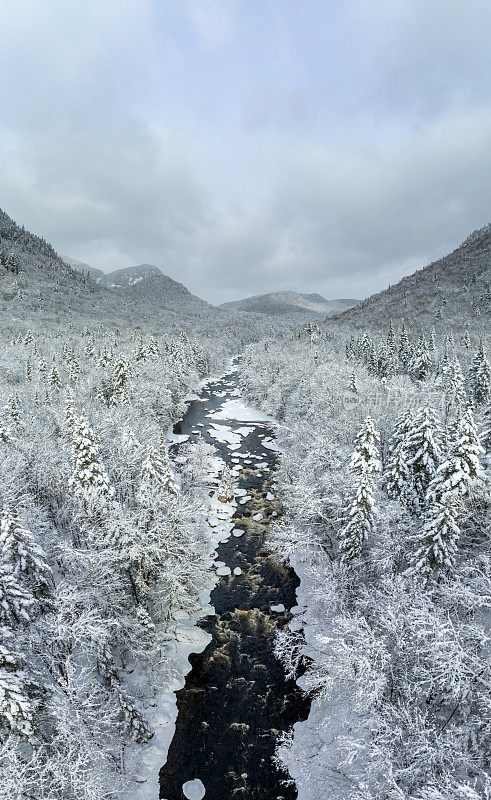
[0,211,489,800]
[241,318,490,800]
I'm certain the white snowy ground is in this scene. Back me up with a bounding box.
[124,372,278,800]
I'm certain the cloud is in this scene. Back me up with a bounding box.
[0,1,490,305]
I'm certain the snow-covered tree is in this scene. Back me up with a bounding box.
[339,417,381,564]
[0,507,52,607]
[48,362,62,391]
[117,692,152,743]
[413,495,461,573]
[428,407,485,505]
[68,416,112,503]
[405,406,442,509]
[468,340,491,405]
[410,334,432,381]
[0,639,34,738]
[348,369,358,394]
[137,441,176,505]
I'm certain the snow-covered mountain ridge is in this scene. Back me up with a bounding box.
[219,290,356,316]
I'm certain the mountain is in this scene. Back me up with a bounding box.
[220,291,356,316]
[61,255,107,284]
[331,223,491,332]
[105,264,217,315]
[104,263,163,288]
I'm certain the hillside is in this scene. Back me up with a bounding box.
[104,264,217,316]
[331,223,491,332]
[220,290,356,316]
[61,254,107,284]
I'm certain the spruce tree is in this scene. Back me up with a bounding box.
[429,408,485,504]
[339,417,381,564]
[468,341,491,405]
[383,409,414,502]
[410,334,432,381]
[398,325,412,372]
[349,370,358,394]
[413,495,461,573]
[68,416,112,503]
[48,362,62,391]
[38,357,47,380]
[0,639,34,738]
[137,442,176,505]
[405,406,442,509]
[0,507,52,608]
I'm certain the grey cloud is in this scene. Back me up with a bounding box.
[1,1,490,306]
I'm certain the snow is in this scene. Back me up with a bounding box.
[207,425,241,446]
[271,603,285,612]
[233,425,255,436]
[261,437,280,452]
[233,567,242,575]
[182,778,206,799]
[207,399,276,423]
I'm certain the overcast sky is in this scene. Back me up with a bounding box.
[1,1,491,304]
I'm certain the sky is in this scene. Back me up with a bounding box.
[1,0,491,305]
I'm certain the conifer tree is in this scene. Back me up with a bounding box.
[349,370,358,394]
[112,357,130,403]
[468,341,491,405]
[410,334,432,381]
[482,404,491,456]
[135,338,147,362]
[413,495,461,573]
[444,358,466,418]
[0,507,52,608]
[346,336,356,362]
[0,638,34,738]
[413,409,484,573]
[137,442,176,505]
[148,337,161,358]
[6,396,21,427]
[68,416,112,503]
[429,408,485,504]
[117,692,152,743]
[68,357,80,384]
[405,406,442,509]
[62,389,76,437]
[398,325,412,372]
[386,320,396,357]
[38,357,47,380]
[0,422,10,443]
[339,417,381,564]
[48,362,62,391]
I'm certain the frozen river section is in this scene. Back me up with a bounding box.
[159,366,310,800]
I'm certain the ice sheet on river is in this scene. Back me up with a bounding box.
[206,398,276,423]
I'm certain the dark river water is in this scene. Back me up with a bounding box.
[159,367,310,800]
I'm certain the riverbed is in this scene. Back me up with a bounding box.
[159,365,310,800]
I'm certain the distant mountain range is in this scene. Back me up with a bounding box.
[220,291,356,316]
[2,207,489,337]
[63,256,357,318]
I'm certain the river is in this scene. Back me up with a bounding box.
[159,364,310,800]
